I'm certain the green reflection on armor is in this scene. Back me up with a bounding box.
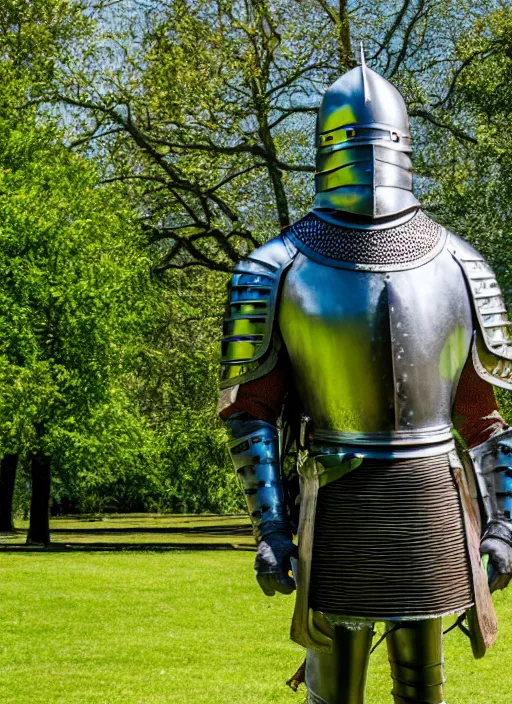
[278,295,393,433]
[316,162,373,193]
[223,339,260,362]
[230,302,267,315]
[316,145,372,175]
[321,104,358,135]
[225,318,266,336]
[439,326,468,380]
[220,361,259,382]
[314,188,373,216]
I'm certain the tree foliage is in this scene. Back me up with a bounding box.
[45,0,506,271]
[1,0,512,521]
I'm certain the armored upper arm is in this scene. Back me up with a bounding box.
[449,234,512,391]
[219,235,298,390]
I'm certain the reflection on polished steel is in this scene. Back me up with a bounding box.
[385,620,445,704]
[305,619,445,704]
[278,243,473,443]
[313,47,419,225]
[449,235,512,390]
[470,428,512,521]
[219,236,298,389]
[227,422,286,542]
[306,624,373,704]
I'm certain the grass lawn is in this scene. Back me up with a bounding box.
[0,514,255,549]
[0,516,511,703]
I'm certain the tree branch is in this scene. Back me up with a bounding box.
[206,163,267,193]
[372,0,412,62]
[55,93,240,222]
[388,0,431,78]
[312,0,354,70]
[268,105,318,130]
[410,109,477,144]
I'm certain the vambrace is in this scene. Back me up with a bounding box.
[469,428,512,521]
[495,436,512,519]
[470,428,512,589]
[226,417,289,542]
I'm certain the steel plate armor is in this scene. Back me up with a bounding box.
[313,47,419,225]
[220,52,512,704]
[219,236,297,389]
[227,422,286,542]
[449,236,512,390]
[279,222,473,451]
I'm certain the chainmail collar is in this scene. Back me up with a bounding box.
[285,209,446,272]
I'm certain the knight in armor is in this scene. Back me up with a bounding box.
[218,50,512,704]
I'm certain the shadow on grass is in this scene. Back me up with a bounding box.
[47,524,252,536]
[0,541,256,552]
[0,516,256,552]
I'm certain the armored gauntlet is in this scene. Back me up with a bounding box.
[227,415,297,596]
[470,429,512,591]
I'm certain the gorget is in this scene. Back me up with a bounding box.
[286,209,445,272]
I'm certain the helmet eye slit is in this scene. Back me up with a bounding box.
[313,60,418,218]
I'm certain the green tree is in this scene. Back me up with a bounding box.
[0,122,165,542]
[0,0,90,531]
[47,0,493,270]
[3,0,511,523]
[44,0,512,508]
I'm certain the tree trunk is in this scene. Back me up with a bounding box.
[27,451,51,545]
[0,453,18,532]
[338,0,354,71]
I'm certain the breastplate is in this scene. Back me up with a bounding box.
[278,245,473,445]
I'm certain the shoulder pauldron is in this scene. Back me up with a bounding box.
[220,235,298,389]
[449,234,512,390]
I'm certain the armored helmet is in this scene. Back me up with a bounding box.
[313,48,419,227]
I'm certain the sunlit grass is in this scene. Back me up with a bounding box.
[0,518,511,703]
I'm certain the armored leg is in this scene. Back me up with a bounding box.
[386,618,445,704]
[305,623,374,704]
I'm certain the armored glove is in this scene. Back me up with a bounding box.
[255,532,298,596]
[481,519,512,592]
[472,430,512,591]
[226,414,297,596]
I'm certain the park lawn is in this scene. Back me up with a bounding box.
[0,514,254,548]
[0,544,510,702]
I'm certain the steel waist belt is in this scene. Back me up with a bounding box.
[311,425,455,460]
